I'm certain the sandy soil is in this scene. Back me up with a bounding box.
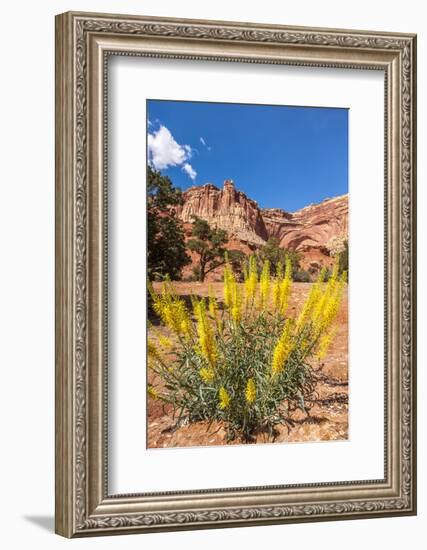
[147,282,348,448]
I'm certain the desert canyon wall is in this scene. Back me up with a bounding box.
[176,179,348,277]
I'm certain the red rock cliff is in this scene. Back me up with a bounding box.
[177,180,268,246]
[177,179,348,270]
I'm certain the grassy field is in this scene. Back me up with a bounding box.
[147,281,348,448]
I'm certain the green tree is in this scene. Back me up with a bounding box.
[338,239,349,275]
[187,217,230,282]
[259,237,301,277]
[147,167,190,280]
[227,249,247,281]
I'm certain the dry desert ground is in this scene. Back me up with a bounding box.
[147,281,348,448]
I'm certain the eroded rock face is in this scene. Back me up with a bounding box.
[177,179,348,272]
[261,195,348,266]
[177,180,268,246]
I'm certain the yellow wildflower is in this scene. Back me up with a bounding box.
[223,261,242,323]
[231,282,242,324]
[279,257,293,315]
[147,385,159,399]
[271,319,293,375]
[245,378,257,404]
[150,281,192,338]
[279,278,291,315]
[315,287,342,333]
[194,299,217,367]
[311,291,328,327]
[311,262,339,324]
[316,328,337,360]
[272,278,281,312]
[296,268,326,329]
[177,300,193,338]
[219,387,231,410]
[208,285,223,332]
[208,285,218,317]
[330,260,339,281]
[148,340,161,362]
[244,255,258,306]
[199,367,215,384]
[259,260,271,309]
[312,268,346,334]
[180,315,192,339]
[156,332,172,349]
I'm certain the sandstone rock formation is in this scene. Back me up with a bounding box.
[177,179,348,274]
[261,196,348,268]
[177,180,268,246]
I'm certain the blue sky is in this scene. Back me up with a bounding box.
[147,100,348,212]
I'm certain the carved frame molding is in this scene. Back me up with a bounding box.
[55,12,416,537]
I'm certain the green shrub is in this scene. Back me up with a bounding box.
[148,260,346,442]
[293,269,311,282]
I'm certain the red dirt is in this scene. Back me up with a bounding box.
[147,282,348,448]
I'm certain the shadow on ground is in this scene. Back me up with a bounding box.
[23,515,54,533]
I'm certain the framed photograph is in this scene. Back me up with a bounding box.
[55,11,417,537]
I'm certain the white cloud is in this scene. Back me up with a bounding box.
[147,125,192,170]
[200,137,206,146]
[182,163,197,181]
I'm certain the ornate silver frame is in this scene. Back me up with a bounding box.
[55,11,417,537]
